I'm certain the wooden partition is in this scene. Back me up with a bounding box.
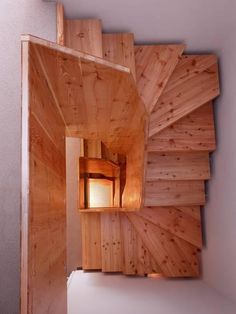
[21,41,67,313]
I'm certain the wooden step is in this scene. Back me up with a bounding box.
[149,55,219,137]
[144,180,205,206]
[121,214,161,275]
[135,45,185,112]
[127,213,200,277]
[136,207,202,248]
[146,152,210,181]
[147,102,216,152]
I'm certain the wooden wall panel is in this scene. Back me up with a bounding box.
[102,33,147,209]
[146,152,210,181]
[81,213,102,269]
[135,45,185,112]
[24,35,146,155]
[148,102,216,152]
[144,180,205,206]
[122,130,147,209]
[21,41,67,313]
[149,55,219,137]
[65,18,104,156]
[101,213,123,272]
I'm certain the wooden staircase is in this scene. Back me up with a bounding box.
[54,5,220,278]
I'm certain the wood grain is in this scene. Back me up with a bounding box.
[127,213,199,277]
[135,45,185,112]
[22,35,146,154]
[137,207,202,248]
[103,33,136,80]
[146,152,210,180]
[21,41,67,313]
[65,19,103,57]
[101,213,123,272]
[121,214,161,275]
[57,3,65,45]
[144,180,205,206]
[149,55,219,137]
[148,102,216,152]
[81,213,102,269]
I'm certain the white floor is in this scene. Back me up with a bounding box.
[68,271,236,314]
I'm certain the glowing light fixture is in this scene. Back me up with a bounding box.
[88,178,113,208]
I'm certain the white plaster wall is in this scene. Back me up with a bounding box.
[0,1,56,312]
[202,35,236,304]
[68,272,236,314]
[66,138,82,275]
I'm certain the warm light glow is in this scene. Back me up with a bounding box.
[147,273,163,279]
[88,179,113,208]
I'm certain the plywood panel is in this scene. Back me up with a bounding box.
[65,19,103,57]
[148,102,216,152]
[103,33,136,79]
[127,213,199,277]
[81,213,102,269]
[135,45,185,112]
[22,35,146,155]
[146,152,210,180]
[149,55,219,137]
[101,213,123,272]
[144,180,205,206]
[21,41,67,313]
[137,207,202,248]
[121,214,161,275]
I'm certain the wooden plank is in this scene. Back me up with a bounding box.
[57,3,65,45]
[149,55,220,137]
[121,214,161,275]
[22,35,146,154]
[148,102,216,152]
[176,206,201,220]
[135,45,185,112]
[103,33,136,80]
[137,207,202,248]
[101,213,123,272]
[21,40,67,313]
[122,129,147,209]
[146,152,210,180]
[81,213,102,269]
[21,40,30,314]
[144,180,205,206]
[65,19,103,57]
[127,213,199,277]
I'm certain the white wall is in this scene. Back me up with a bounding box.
[66,138,82,275]
[68,272,236,314]
[0,1,56,312]
[202,35,236,304]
